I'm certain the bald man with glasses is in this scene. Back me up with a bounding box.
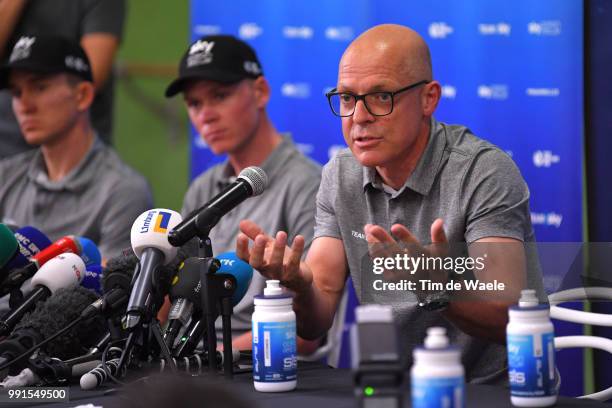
[237,24,545,384]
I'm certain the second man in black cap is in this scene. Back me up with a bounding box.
[165,35,322,353]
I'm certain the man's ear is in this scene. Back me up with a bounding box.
[75,81,95,112]
[252,76,270,108]
[421,80,441,116]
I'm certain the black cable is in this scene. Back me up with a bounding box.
[101,338,127,386]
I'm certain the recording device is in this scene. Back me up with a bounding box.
[168,166,268,246]
[0,235,82,296]
[168,252,253,355]
[0,253,86,336]
[164,257,202,349]
[351,305,403,408]
[123,209,183,330]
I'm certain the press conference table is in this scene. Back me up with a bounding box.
[21,363,604,408]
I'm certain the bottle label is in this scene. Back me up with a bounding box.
[252,320,297,382]
[412,376,464,408]
[507,332,556,397]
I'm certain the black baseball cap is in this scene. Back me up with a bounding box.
[165,35,263,98]
[0,35,93,89]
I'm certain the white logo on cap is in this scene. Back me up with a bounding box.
[65,56,89,72]
[10,36,36,63]
[187,40,215,67]
[244,61,261,75]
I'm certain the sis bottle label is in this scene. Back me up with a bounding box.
[253,320,297,382]
[508,332,556,397]
[412,377,464,408]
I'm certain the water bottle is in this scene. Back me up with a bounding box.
[411,326,465,408]
[252,280,297,392]
[507,289,557,407]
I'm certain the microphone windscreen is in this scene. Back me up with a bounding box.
[216,252,253,307]
[0,224,18,269]
[4,226,52,271]
[101,248,138,294]
[78,237,102,267]
[14,286,105,360]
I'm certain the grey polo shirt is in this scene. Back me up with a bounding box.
[0,0,126,158]
[314,117,545,384]
[181,135,322,335]
[0,138,153,259]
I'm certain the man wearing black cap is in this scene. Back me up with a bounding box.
[165,35,322,352]
[0,35,152,260]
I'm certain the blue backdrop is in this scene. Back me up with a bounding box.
[189,0,585,396]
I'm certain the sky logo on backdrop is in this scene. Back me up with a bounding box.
[428,22,453,39]
[240,23,263,40]
[531,212,563,228]
[478,23,511,36]
[477,84,508,100]
[325,26,354,41]
[281,82,310,98]
[528,20,561,36]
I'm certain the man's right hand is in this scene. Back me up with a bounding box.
[236,220,313,294]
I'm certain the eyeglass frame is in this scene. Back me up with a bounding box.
[325,79,430,117]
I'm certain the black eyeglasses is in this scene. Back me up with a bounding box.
[325,80,430,117]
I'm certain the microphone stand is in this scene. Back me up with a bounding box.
[195,213,237,379]
[115,262,177,377]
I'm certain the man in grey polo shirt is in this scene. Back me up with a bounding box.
[0,35,152,260]
[165,35,321,352]
[237,24,545,383]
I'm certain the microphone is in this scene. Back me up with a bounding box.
[2,226,52,274]
[82,264,103,295]
[0,224,19,271]
[164,258,203,348]
[78,237,102,267]
[0,253,85,336]
[123,209,183,330]
[217,251,253,307]
[0,235,82,296]
[170,252,253,357]
[80,358,123,390]
[0,286,100,376]
[168,166,268,247]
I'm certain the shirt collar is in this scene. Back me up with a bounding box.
[217,134,296,189]
[362,117,447,196]
[27,136,104,192]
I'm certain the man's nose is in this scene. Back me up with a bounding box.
[197,104,220,125]
[352,99,375,123]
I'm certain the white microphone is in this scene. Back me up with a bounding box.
[0,253,85,336]
[123,209,183,330]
